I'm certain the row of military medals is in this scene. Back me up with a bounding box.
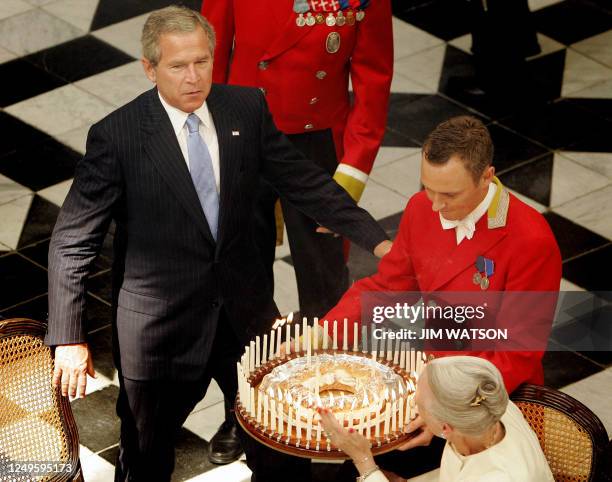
[296,10,365,27]
[473,255,494,290]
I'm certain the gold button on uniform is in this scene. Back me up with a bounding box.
[309,97,318,104]
[258,61,269,70]
[259,87,267,95]
[315,70,327,79]
[305,124,314,130]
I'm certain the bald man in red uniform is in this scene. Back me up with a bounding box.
[201,0,393,467]
[324,116,562,480]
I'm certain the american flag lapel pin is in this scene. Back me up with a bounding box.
[232,130,240,136]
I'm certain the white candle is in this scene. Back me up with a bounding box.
[316,416,322,443]
[287,407,293,438]
[263,394,269,428]
[391,400,397,433]
[286,324,291,355]
[323,320,329,349]
[271,399,277,431]
[362,326,368,353]
[353,321,358,351]
[249,341,255,372]
[262,334,268,364]
[405,395,412,425]
[257,390,263,423]
[400,344,406,371]
[276,327,282,358]
[269,330,275,360]
[399,397,405,432]
[393,338,400,365]
[374,412,380,439]
[315,363,321,398]
[302,317,308,351]
[384,403,391,438]
[333,320,338,350]
[255,336,261,368]
[313,317,319,352]
[306,412,312,444]
[295,323,300,353]
[307,326,312,365]
[386,335,392,361]
[371,324,377,356]
[250,387,255,417]
[343,318,348,351]
[279,401,284,434]
[244,347,250,374]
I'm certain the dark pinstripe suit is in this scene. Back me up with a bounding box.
[45,85,387,479]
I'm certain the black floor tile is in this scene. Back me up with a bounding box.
[499,99,600,150]
[173,429,214,480]
[17,195,60,249]
[388,94,486,144]
[0,293,48,323]
[498,153,553,206]
[567,117,612,153]
[70,385,120,453]
[0,137,81,191]
[534,0,612,45]
[0,59,66,108]
[24,35,134,83]
[563,244,612,291]
[392,0,471,40]
[87,270,113,304]
[567,98,612,123]
[0,112,51,158]
[489,124,549,174]
[382,128,422,148]
[543,212,610,261]
[91,0,202,30]
[543,340,603,389]
[0,254,47,311]
[20,238,111,274]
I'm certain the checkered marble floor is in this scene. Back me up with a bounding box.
[0,0,611,480]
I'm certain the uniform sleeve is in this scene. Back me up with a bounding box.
[201,0,235,83]
[324,201,419,335]
[332,0,393,202]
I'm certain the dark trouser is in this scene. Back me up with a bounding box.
[114,312,242,481]
[337,436,446,481]
[255,128,350,319]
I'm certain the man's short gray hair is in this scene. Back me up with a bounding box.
[424,356,509,437]
[141,5,215,65]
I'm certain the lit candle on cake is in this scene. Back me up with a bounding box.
[313,317,319,352]
[250,387,255,417]
[269,330,275,360]
[276,326,282,358]
[294,323,300,353]
[286,323,291,356]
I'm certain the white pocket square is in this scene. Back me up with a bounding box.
[232,131,240,136]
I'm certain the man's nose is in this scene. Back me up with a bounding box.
[185,64,199,82]
[431,195,445,212]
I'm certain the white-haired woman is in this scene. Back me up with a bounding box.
[319,356,553,481]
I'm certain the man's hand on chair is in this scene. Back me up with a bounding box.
[53,343,95,398]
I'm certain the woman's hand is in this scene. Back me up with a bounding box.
[397,414,435,450]
[318,408,377,474]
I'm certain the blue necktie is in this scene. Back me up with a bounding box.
[186,113,219,240]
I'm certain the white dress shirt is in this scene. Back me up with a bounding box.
[158,92,221,192]
[440,182,497,245]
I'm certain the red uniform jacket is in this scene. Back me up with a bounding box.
[201,0,393,201]
[325,178,562,393]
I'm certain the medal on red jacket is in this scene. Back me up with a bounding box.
[346,10,355,25]
[296,13,306,27]
[306,12,316,26]
[474,256,494,290]
[336,10,346,26]
[315,12,325,24]
[356,10,365,21]
[326,12,336,26]
[326,32,341,53]
[294,0,310,13]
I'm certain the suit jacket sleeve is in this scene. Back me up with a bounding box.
[325,202,419,329]
[332,0,393,202]
[257,91,388,253]
[201,0,234,84]
[46,122,122,346]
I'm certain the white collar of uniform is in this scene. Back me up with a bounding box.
[440,182,497,245]
[157,91,212,136]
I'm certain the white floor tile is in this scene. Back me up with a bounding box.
[0,0,32,21]
[370,152,422,198]
[183,401,225,442]
[37,179,73,207]
[560,367,612,437]
[448,34,471,54]
[561,49,612,97]
[42,0,99,32]
[559,278,585,291]
[79,445,117,482]
[528,0,564,11]
[273,259,299,316]
[571,30,612,69]
[24,0,56,5]
[0,174,31,206]
[374,147,422,169]
[550,154,610,207]
[0,45,17,63]
[55,125,90,154]
[359,179,408,220]
[5,84,115,137]
[75,61,152,108]
[393,18,444,61]
[0,8,83,56]
[92,13,149,59]
[559,151,612,180]
[391,71,433,94]
[570,78,612,99]
[0,193,32,249]
[184,461,251,482]
[394,44,446,93]
[554,184,612,239]
[191,379,224,413]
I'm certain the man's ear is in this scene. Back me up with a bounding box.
[142,58,156,83]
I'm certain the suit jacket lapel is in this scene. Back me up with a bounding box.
[141,89,216,246]
[206,85,243,250]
